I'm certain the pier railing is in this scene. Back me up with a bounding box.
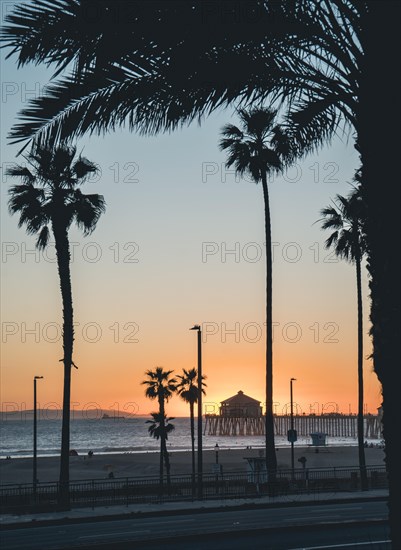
[0,465,388,513]
[205,414,382,438]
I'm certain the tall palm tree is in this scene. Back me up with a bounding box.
[146,412,175,487]
[2,2,400,543]
[142,367,177,492]
[319,186,368,490]
[7,143,106,507]
[219,107,288,485]
[176,368,206,491]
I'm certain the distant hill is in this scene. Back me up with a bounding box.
[0,409,144,421]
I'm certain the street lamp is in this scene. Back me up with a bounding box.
[290,378,297,480]
[214,443,220,495]
[33,376,44,496]
[190,324,203,499]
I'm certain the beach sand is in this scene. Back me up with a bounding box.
[0,446,385,485]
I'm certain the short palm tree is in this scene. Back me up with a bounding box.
[7,143,106,507]
[219,107,289,485]
[176,368,207,492]
[142,367,177,492]
[146,412,175,486]
[319,186,368,490]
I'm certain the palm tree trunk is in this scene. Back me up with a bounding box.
[261,173,277,489]
[159,398,171,494]
[53,222,73,509]
[190,401,196,497]
[356,254,367,490]
[358,3,400,546]
[158,397,165,496]
[163,438,171,495]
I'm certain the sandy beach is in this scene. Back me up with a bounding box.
[0,446,385,486]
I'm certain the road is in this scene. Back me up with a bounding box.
[0,500,389,550]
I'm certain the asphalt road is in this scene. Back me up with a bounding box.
[0,500,389,550]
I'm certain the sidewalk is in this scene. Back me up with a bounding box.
[0,489,389,528]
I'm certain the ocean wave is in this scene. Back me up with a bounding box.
[102,446,146,453]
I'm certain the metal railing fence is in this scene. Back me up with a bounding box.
[0,465,388,513]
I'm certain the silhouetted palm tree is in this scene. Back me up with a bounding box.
[7,143,105,507]
[176,368,206,491]
[319,186,368,490]
[142,367,177,492]
[146,412,175,488]
[219,107,289,484]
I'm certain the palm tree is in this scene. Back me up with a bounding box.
[219,107,289,485]
[146,412,175,487]
[142,367,177,492]
[176,368,206,492]
[2,2,400,543]
[319,186,368,490]
[7,143,106,507]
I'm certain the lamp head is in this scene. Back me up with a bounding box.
[290,378,296,382]
[34,376,44,380]
[190,325,201,331]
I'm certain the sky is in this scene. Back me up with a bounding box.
[0,12,382,418]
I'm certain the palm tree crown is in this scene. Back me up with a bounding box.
[8,144,105,245]
[319,187,366,262]
[219,108,292,180]
[146,412,175,441]
[142,367,177,403]
[176,368,206,404]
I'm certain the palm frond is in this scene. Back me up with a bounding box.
[72,191,106,236]
[5,166,35,182]
[324,231,339,250]
[36,225,50,250]
[284,96,344,158]
[1,0,80,73]
[8,183,44,214]
[220,124,243,140]
[3,0,362,153]
[243,108,277,137]
[73,157,98,180]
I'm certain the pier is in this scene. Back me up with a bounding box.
[204,414,382,439]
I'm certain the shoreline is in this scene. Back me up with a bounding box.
[0,446,386,486]
[0,439,384,461]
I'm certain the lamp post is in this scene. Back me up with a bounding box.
[33,376,44,496]
[190,324,203,499]
[290,378,296,480]
[214,443,219,495]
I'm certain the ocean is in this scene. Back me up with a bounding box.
[0,417,362,459]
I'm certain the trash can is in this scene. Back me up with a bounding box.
[310,433,327,446]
